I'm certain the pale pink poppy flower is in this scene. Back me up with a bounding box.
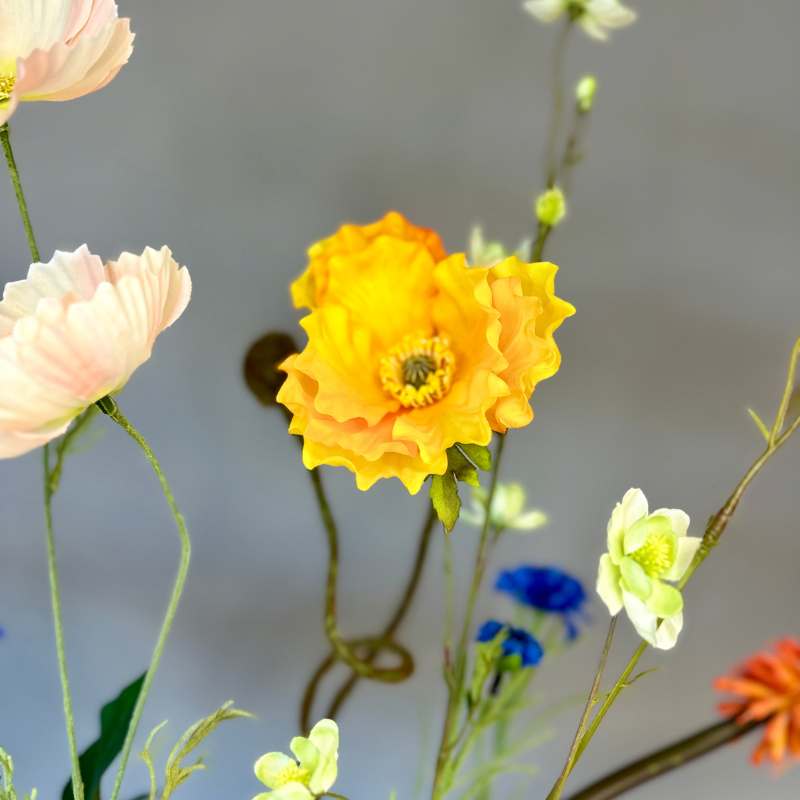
[0,245,191,458]
[0,0,134,125]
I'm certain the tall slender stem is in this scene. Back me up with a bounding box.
[95,397,192,800]
[43,447,86,800]
[543,19,574,187]
[1,121,84,800]
[1,123,41,262]
[545,617,618,800]
[432,433,507,799]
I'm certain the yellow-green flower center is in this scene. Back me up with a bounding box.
[273,763,310,788]
[379,332,456,408]
[631,532,675,577]
[0,74,15,104]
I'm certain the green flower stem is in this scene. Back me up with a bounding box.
[552,338,800,792]
[1,121,84,800]
[431,433,506,799]
[43,447,86,800]
[565,717,762,800]
[545,616,618,800]
[298,505,437,730]
[0,123,41,262]
[94,396,192,800]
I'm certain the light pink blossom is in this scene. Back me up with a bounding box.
[0,245,190,457]
[0,0,134,125]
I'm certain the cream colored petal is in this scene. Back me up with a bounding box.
[17,18,133,102]
[509,509,548,531]
[619,488,648,530]
[0,0,72,56]
[652,507,690,539]
[523,0,566,23]
[622,590,658,646]
[0,245,106,333]
[596,554,623,616]
[307,719,339,794]
[663,536,701,582]
[270,785,314,800]
[587,0,637,28]
[653,611,683,651]
[579,15,609,40]
[254,752,296,789]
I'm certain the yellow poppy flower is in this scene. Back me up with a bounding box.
[278,216,574,494]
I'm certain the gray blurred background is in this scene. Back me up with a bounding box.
[1,1,798,797]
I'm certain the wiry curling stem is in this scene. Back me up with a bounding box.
[309,467,414,685]
[95,396,192,800]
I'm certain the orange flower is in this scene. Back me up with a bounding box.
[278,215,574,493]
[715,638,800,767]
[290,211,447,310]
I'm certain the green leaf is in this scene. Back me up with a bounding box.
[455,443,492,471]
[63,673,146,800]
[430,473,461,533]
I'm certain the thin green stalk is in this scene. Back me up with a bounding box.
[1,123,41,261]
[543,19,574,187]
[1,121,83,800]
[545,617,618,800]
[432,434,507,799]
[43,446,85,800]
[565,718,762,800]
[95,396,192,800]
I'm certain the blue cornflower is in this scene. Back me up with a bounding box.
[476,620,544,668]
[496,565,588,640]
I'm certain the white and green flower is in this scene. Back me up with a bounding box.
[461,482,548,533]
[596,488,700,650]
[253,719,339,800]
[523,0,636,41]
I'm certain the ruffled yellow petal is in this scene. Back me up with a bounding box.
[291,211,446,310]
[485,257,575,432]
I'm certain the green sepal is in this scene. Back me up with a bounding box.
[430,472,461,533]
[62,672,146,800]
[454,443,492,471]
[445,447,481,487]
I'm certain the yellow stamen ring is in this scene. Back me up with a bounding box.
[379,333,456,408]
[0,74,15,104]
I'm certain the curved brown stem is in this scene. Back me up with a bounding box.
[299,505,437,730]
[565,718,761,800]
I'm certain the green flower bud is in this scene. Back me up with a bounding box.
[576,74,598,112]
[535,187,567,229]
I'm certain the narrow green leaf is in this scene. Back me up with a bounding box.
[63,673,146,800]
[455,443,492,471]
[430,473,461,533]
